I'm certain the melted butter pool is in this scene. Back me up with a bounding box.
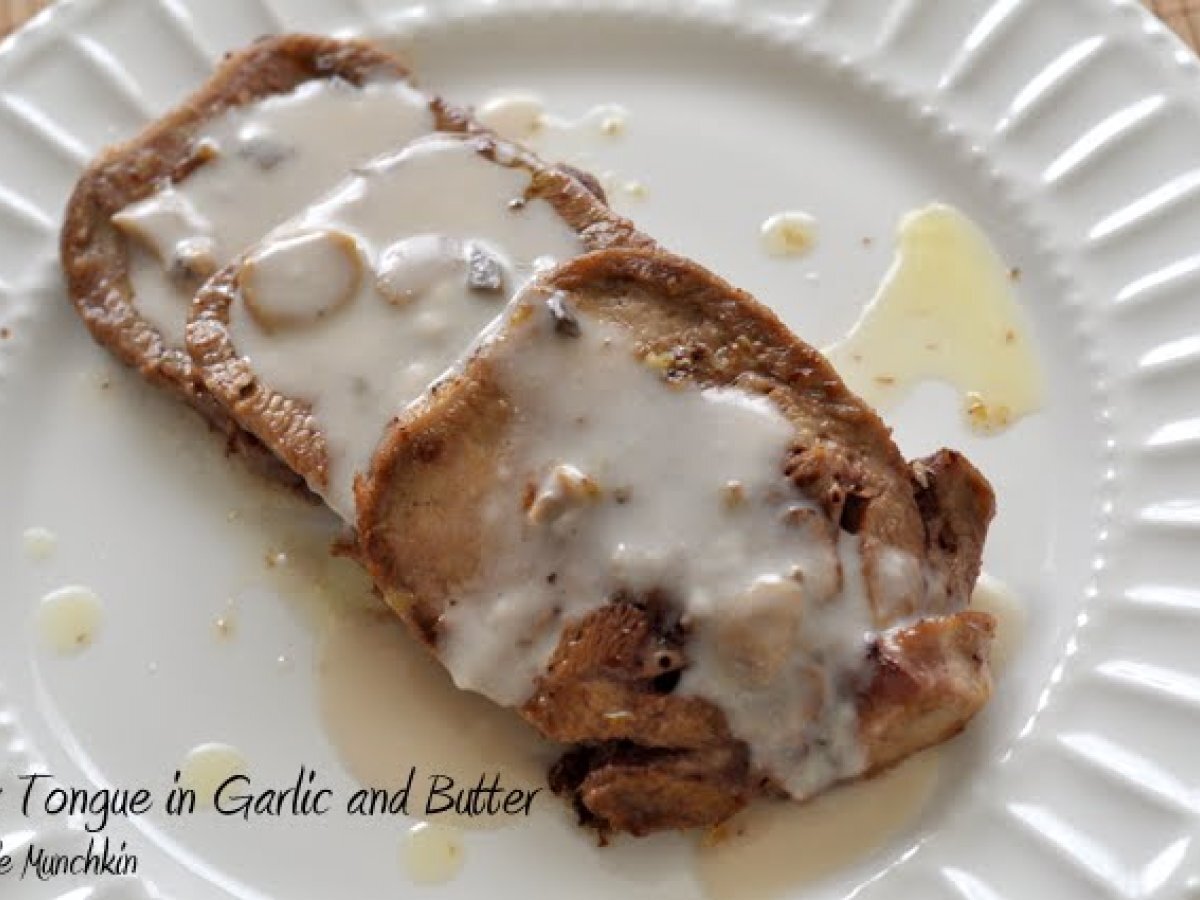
[826,203,1044,434]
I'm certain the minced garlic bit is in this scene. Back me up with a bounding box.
[761,212,818,258]
[964,391,1012,434]
[545,292,581,338]
[527,464,602,525]
[643,350,674,373]
[169,238,218,283]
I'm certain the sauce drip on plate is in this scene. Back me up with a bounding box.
[827,203,1043,434]
[476,94,645,203]
[22,526,57,560]
[38,585,103,654]
[400,821,465,884]
[696,748,940,900]
[760,211,818,258]
[317,609,553,829]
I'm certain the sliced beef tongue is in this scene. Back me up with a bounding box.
[356,246,997,837]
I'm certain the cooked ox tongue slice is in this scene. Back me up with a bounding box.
[60,34,470,489]
[354,246,996,835]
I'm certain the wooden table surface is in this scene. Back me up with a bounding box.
[1150,0,1200,47]
[2,0,1200,47]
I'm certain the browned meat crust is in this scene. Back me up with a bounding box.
[355,247,997,835]
[858,610,995,774]
[910,449,995,608]
[59,34,467,487]
[549,742,754,837]
[547,611,994,836]
[186,133,653,499]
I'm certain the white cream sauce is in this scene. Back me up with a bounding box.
[475,94,640,202]
[476,94,628,150]
[226,136,585,518]
[825,203,1044,433]
[113,186,216,277]
[113,78,437,345]
[475,94,546,141]
[241,229,363,330]
[440,298,901,798]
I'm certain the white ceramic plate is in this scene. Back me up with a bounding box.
[3,0,1200,897]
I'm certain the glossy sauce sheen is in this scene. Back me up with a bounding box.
[439,300,921,798]
[826,203,1043,433]
[226,137,584,517]
[113,79,437,346]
